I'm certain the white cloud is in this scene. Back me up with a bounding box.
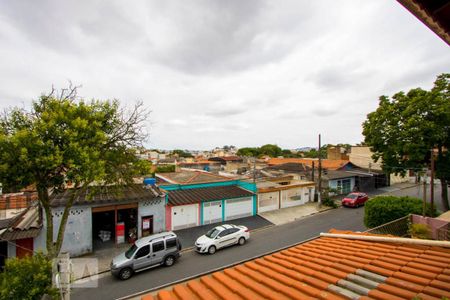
[0,0,449,150]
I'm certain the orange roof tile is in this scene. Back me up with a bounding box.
[267,158,351,170]
[142,231,450,300]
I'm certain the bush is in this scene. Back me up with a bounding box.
[364,195,436,228]
[322,197,338,208]
[409,223,432,239]
[0,252,58,300]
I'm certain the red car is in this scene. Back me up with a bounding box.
[341,192,368,207]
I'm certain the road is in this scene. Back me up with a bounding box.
[72,206,366,300]
[72,183,449,300]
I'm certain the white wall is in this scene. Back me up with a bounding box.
[138,198,166,236]
[43,205,93,257]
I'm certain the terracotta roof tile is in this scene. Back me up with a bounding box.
[415,293,442,300]
[145,233,450,300]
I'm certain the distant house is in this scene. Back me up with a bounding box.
[177,160,222,173]
[267,158,354,171]
[209,156,243,165]
[160,180,257,230]
[349,146,412,184]
[156,169,232,185]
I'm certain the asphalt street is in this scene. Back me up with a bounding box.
[72,206,366,300]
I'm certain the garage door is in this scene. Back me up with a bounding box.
[258,192,279,213]
[172,204,198,230]
[225,197,253,221]
[203,201,223,224]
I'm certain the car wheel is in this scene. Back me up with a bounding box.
[238,237,246,246]
[119,267,133,280]
[208,245,216,255]
[164,255,175,267]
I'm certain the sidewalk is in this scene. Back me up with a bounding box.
[259,202,334,225]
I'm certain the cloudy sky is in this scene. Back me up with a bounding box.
[0,1,449,150]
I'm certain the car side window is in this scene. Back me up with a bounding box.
[218,229,229,237]
[166,238,177,249]
[152,241,165,252]
[229,228,240,234]
[135,245,150,259]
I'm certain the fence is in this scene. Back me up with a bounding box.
[365,215,410,237]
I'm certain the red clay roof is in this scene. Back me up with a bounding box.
[142,230,450,300]
[268,158,351,170]
[0,192,38,210]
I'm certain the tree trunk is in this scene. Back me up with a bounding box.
[54,185,87,256]
[38,187,55,258]
[441,178,449,212]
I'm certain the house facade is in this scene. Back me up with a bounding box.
[256,177,315,213]
[160,180,257,231]
[40,184,166,257]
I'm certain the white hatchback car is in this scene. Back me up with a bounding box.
[195,224,250,254]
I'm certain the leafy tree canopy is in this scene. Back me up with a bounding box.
[362,73,450,210]
[172,149,193,158]
[0,252,58,300]
[236,144,283,158]
[0,85,151,257]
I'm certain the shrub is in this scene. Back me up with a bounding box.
[322,197,338,208]
[0,252,58,300]
[364,195,436,228]
[409,223,432,239]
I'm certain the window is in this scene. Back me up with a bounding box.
[152,241,165,252]
[135,245,150,259]
[206,228,220,238]
[218,229,230,237]
[166,238,177,249]
[125,244,137,259]
[228,228,240,234]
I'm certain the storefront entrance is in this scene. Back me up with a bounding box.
[141,215,153,237]
[92,203,138,251]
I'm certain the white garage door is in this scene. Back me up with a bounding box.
[225,197,253,221]
[172,204,198,230]
[203,201,223,224]
[258,192,279,213]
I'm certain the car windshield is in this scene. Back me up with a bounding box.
[125,244,138,259]
[346,194,358,199]
[205,228,220,238]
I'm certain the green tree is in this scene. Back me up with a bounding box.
[259,144,283,157]
[172,149,193,158]
[237,147,259,157]
[0,86,150,258]
[0,252,58,300]
[363,73,450,211]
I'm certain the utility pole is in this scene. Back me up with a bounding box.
[253,157,256,183]
[422,169,427,217]
[430,149,435,212]
[318,134,322,207]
